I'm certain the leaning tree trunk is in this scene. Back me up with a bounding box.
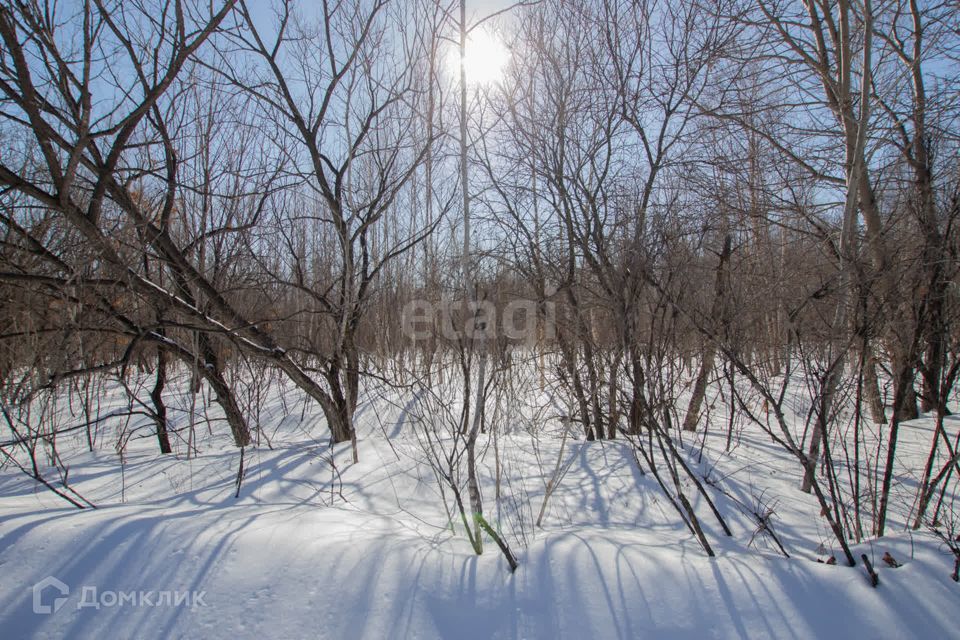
[682,234,732,432]
[198,333,251,448]
[322,358,356,445]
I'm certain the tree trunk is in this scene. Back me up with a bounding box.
[682,234,732,432]
[198,334,251,448]
[876,358,916,536]
[151,344,173,454]
[862,345,886,424]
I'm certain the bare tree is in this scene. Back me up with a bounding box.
[212,0,443,455]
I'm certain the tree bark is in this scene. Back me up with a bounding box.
[682,234,732,432]
[150,342,173,454]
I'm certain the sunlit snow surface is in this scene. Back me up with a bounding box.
[1,372,957,639]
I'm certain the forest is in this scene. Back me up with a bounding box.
[0,0,958,638]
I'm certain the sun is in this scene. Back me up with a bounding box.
[450,29,509,86]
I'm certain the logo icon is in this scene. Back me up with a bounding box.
[32,576,69,614]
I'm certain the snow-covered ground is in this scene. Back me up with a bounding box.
[1,371,958,639]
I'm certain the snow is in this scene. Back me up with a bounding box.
[1,372,958,639]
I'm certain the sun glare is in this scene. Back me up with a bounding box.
[450,29,509,86]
